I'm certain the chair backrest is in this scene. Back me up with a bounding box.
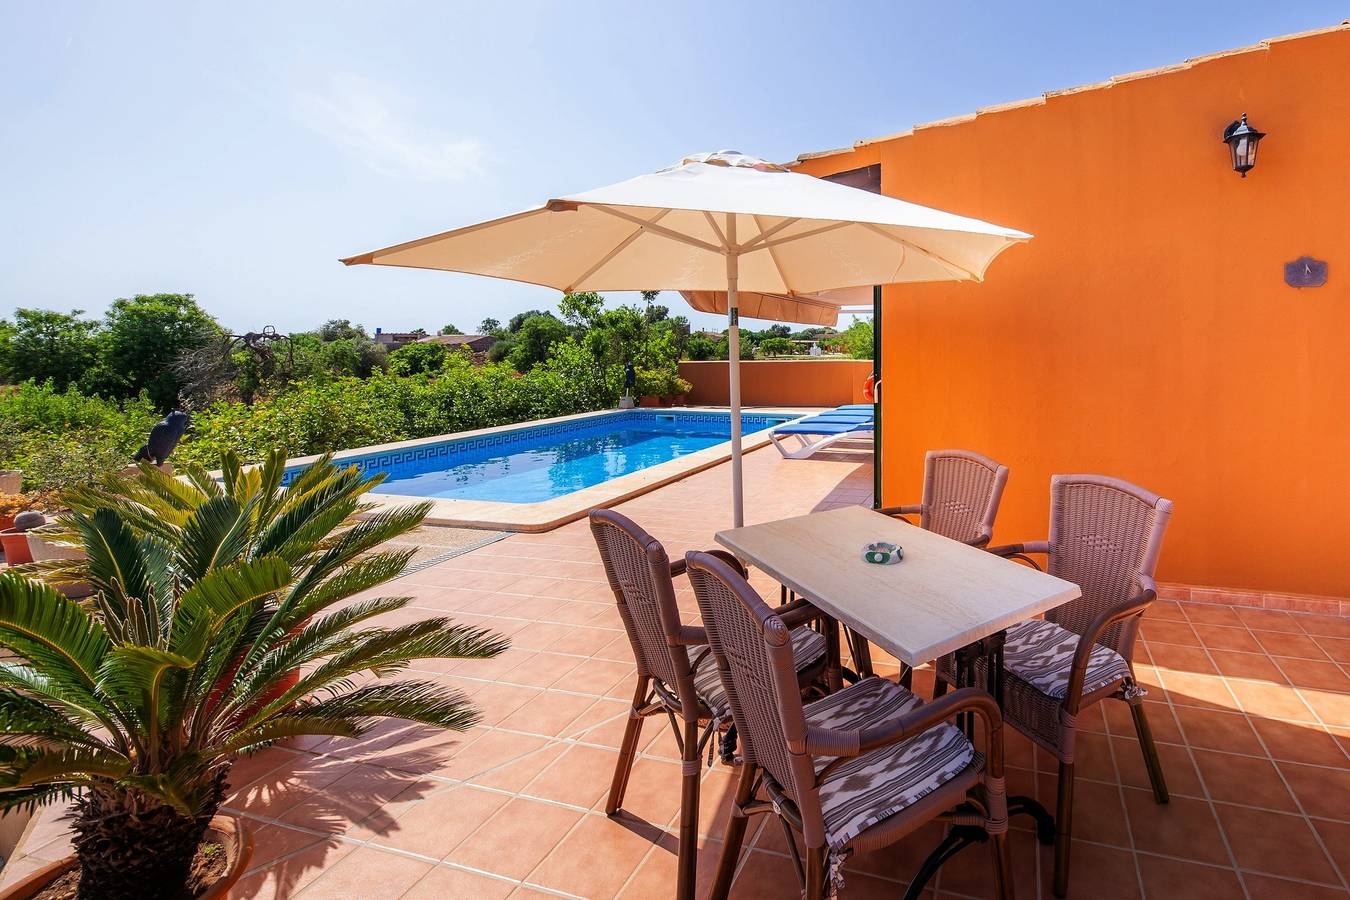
[685,551,827,844]
[589,510,697,714]
[920,449,1009,546]
[1045,474,1173,656]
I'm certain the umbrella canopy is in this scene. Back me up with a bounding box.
[679,286,872,327]
[343,150,1031,525]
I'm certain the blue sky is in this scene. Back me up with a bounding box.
[1,1,1343,334]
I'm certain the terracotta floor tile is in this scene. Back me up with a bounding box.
[1209,650,1287,684]
[432,729,551,781]
[294,846,434,899]
[1037,772,1131,848]
[605,758,686,829]
[1213,804,1339,883]
[1251,717,1348,766]
[1236,609,1303,633]
[366,784,509,859]
[230,837,355,899]
[1136,854,1245,900]
[526,812,658,898]
[548,624,623,656]
[446,798,584,880]
[1162,670,1239,711]
[468,742,568,793]
[1194,624,1263,653]
[1228,680,1316,722]
[1274,657,1350,693]
[1147,642,1218,675]
[1304,689,1350,727]
[498,651,581,688]
[1312,819,1350,885]
[401,865,518,899]
[496,689,601,737]
[1276,760,1350,821]
[1255,631,1331,661]
[1113,736,1204,797]
[1034,839,1141,899]
[1317,636,1350,664]
[524,744,622,809]
[1142,620,1203,647]
[1185,604,1245,626]
[1122,789,1230,865]
[1173,707,1265,756]
[1242,874,1350,899]
[1296,615,1350,640]
[277,763,424,834]
[558,657,635,695]
[617,840,724,899]
[1192,749,1296,811]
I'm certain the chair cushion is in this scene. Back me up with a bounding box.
[1003,618,1133,700]
[692,625,826,717]
[805,678,976,850]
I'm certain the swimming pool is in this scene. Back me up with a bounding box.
[293,410,793,504]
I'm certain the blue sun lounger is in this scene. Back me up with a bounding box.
[770,408,875,459]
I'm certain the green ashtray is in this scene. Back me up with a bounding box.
[862,542,903,565]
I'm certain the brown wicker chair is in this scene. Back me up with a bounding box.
[852,449,1009,681]
[686,550,1014,900]
[878,448,1010,548]
[934,474,1173,897]
[589,510,828,900]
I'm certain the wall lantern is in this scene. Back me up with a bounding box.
[1222,113,1264,177]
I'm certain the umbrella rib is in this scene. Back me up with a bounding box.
[589,205,724,255]
[703,211,729,250]
[564,209,671,291]
[746,220,853,252]
[752,215,792,293]
[736,217,801,254]
[859,223,980,281]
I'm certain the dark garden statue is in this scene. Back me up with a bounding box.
[134,410,189,464]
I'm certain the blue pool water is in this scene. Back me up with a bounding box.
[309,411,792,504]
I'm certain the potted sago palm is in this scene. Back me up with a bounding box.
[0,450,507,899]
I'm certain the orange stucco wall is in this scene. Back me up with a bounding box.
[679,360,872,407]
[795,26,1350,600]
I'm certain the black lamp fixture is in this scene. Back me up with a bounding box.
[1222,113,1265,177]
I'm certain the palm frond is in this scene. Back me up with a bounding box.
[178,495,251,583]
[0,690,114,751]
[295,680,481,731]
[0,745,131,789]
[0,573,111,703]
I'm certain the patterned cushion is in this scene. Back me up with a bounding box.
[1003,618,1132,700]
[805,678,976,850]
[692,626,826,717]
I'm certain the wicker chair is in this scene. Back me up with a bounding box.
[848,449,1009,681]
[878,449,1010,547]
[686,550,1014,900]
[934,474,1173,897]
[588,510,828,900]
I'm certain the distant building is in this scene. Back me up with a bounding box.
[417,333,498,353]
[372,328,425,350]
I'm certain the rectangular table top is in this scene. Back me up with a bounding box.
[714,505,1081,666]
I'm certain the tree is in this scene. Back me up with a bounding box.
[507,309,556,333]
[478,317,502,335]
[438,324,462,335]
[506,314,570,371]
[98,294,222,410]
[558,291,605,329]
[685,333,718,361]
[387,341,454,376]
[316,319,367,342]
[840,316,875,359]
[1,308,102,391]
[0,453,505,898]
[759,336,795,357]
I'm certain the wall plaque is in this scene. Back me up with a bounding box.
[1285,256,1328,288]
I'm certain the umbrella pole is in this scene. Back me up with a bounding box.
[726,220,743,528]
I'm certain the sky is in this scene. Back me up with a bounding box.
[1,0,1344,334]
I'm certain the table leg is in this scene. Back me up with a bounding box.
[821,616,843,692]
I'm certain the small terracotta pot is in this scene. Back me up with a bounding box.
[671,394,688,407]
[0,515,13,533]
[658,395,675,407]
[0,815,253,900]
[0,529,32,566]
[637,395,661,408]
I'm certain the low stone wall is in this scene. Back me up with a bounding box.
[678,359,873,407]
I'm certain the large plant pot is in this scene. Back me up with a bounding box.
[0,530,33,566]
[0,815,253,900]
[24,535,93,599]
[637,395,661,408]
[0,471,20,494]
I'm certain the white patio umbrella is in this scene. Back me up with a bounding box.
[343,151,1030,526]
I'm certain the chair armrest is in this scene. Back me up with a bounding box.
[777,597,823,629]
[987,540,1049,570]
[877,504,921,525]
[672,549,746,580]
[1062,577,1157,712]
[672,624,709,647]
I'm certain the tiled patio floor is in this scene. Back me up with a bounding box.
[7,446,1349,899]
